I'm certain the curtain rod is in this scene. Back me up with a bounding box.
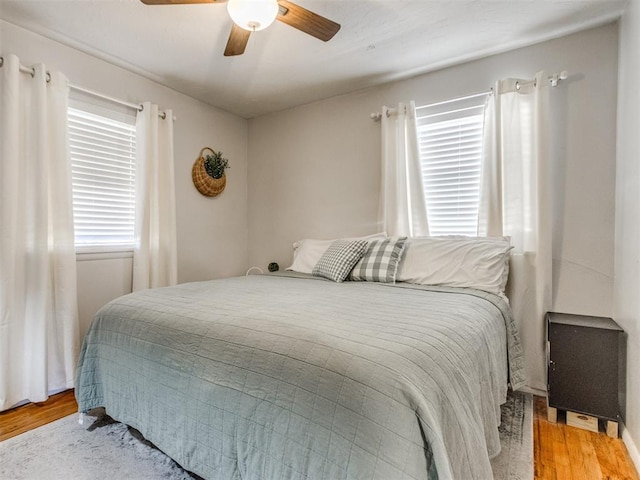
[416,89,492,111]
[70,83,142,112]
[368,91,488,122]
[0,56,174,121]
[370,70,568,121]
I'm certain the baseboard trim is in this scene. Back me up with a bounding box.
[622,423,640,474]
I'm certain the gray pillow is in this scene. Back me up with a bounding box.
[350,236,407,283]
[312,239,368,283]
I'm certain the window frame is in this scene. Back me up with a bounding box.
[415,93,489,237]
[68,98,138,255]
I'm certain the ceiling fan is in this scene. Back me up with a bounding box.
[140,0,341,56]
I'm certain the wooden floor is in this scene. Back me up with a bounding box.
[533,396,639,480]
[0,391,638,479]
[0,389,78,442]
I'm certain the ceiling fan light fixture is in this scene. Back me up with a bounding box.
[227,0,279,32]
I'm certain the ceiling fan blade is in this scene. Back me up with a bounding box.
[140,0,225,5]
[224,24,251,56]
[276,0,340,42]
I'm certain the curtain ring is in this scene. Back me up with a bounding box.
[515,81,521,91]
[46,72,51,83]
[138,104,144,112]
[160,112,167,120]
[0,57,4,67]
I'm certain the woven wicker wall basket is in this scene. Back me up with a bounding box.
[192,147,226,197]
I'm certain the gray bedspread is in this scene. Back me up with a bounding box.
[76,273,525,480]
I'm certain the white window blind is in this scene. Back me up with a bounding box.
[68,106,137,251]
[416,93,489,236]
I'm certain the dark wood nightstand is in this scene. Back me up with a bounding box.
[546,312,626,438]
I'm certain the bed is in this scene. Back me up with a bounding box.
[75,268,525,480]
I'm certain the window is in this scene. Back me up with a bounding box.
[416,93,489,236]
[68,103,137,252]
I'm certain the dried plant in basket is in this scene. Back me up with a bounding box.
[192,147,230,197]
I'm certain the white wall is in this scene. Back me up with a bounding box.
[248,23,619,393]
[615,1,640,470]
[1,20,250,340]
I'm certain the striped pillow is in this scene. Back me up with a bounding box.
[349,237,407,283]
[312,240,368,283]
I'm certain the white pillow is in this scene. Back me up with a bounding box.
[397,236,512,295]
[287,233,386,274]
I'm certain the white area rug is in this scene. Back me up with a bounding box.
[491,391,534,480]
[0,392,532,480]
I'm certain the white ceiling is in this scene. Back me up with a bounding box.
[0,0,627,118]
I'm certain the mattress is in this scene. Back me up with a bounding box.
[75,272,525,479]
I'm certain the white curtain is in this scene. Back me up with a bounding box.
[380,101,430,237]
[132,102,177,291]
[478,72,552,391]
[0,54,79,411]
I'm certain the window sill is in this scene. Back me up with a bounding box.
[75,248,133,261]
